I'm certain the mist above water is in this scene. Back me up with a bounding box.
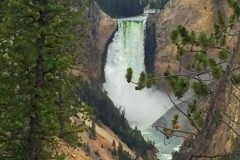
[103,15,172,129]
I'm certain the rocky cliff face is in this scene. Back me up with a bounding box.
[145,13,158,74]
[56,121,139,160]
[154,0,215,76]
[153,0,240,159]
[79,3,117,82]
[173,84,240,160]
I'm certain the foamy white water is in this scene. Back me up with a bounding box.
[103,15,172,129]
[103,14,182,160]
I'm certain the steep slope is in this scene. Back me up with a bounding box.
[173,84,240,160]
[79,2,117,81]
[56,115,140,160]
[80,121,137,160]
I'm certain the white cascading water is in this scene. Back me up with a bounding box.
[103,15,171,128]
[103,14,181,160]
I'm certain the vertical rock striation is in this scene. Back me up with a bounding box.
[145,13,158,74]
[79,3,117,82]
[153,0,240,159]
[154,0,215,77]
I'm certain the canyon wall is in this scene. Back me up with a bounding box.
[153,0,240,159]
[145,13,158,74]
[154,0,215,76]
[79,3,117,82]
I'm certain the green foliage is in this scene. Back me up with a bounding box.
[117,142,132,160]
[211,66,223,79]
[84,143,91,155]
[216,10,226,29]
[187,100,205,128]
[126,68,157,90]
[112,140,116,147]
[172,114,180,129]
[58,113,86,147]
[227,0,240,34]
[192,108,205,128]
[118,142,123,153]
[126,67,133,83]
[161,114,182,139]
[78,83,154,159]
[0,0,88,159]
[56,154,67,160]
[111,139,117,155]
[162,2,238,99]
[89,122,97,140]
[171,77,190,98]
[170,30,179,43]
[192,81,209,97]
[136,71,147,90]
[218,50,229,60]
[198,32,210,49]
[231,74,240,84]
[164,70,190,98]
[146,73,157,88]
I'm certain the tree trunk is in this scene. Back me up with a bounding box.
[57,91,66,138]
[26,6,47,159]
[188,31,240,159]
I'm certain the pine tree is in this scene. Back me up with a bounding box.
[89,122,97,140]
[0,0,88,159]
[112,140,117,155]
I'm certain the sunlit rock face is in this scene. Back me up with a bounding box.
[79,3,117,81]
[154,0,215,78]
[151,1,240,159]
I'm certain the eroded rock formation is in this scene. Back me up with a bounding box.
[153,0,240,159]
[79,3,117,82]
[154,0,215,76]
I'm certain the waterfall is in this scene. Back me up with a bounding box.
[103,15,171,129]
[103,14,182,160]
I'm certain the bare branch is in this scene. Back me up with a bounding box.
[155,125,197,136]
[221,119,240,136]
[157,128,188,140]
[166,93,200,133]
[222,111,240,125]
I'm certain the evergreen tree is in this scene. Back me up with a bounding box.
[0,0,88,159]
[117,142,132,160]
[89,122,97,140]
[112,140,117,155]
